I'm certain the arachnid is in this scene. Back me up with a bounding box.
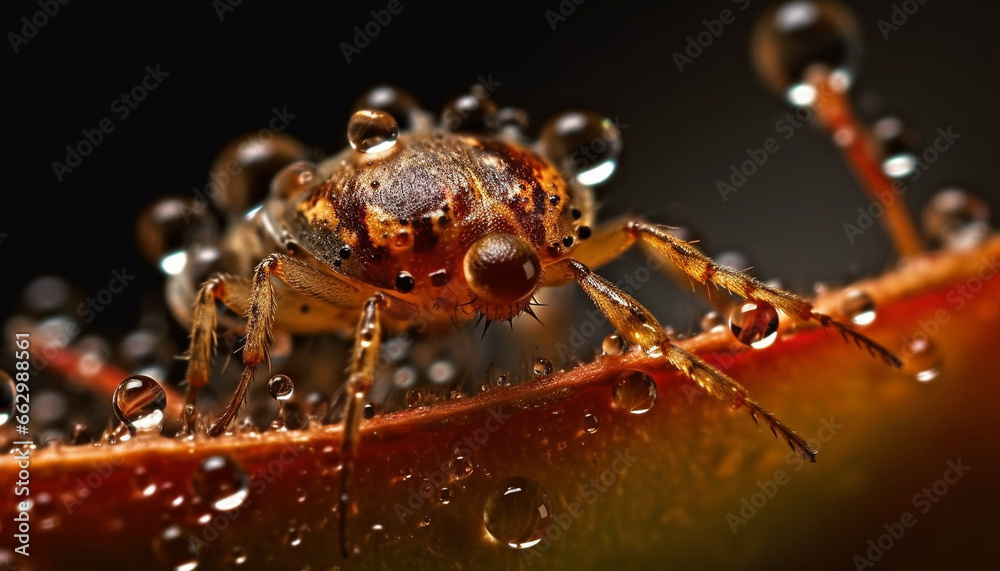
[160,83,900,556]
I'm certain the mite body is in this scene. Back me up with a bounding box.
[164,85,899,557]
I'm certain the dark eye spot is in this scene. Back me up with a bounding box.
[370,180,380,189]
[464,234,541,309]
[577,226,592,240]
[562,235,575,247]
[549,195,560,206]
[395,271,415,293]
[339,246,352,259]
[571,208,582,220]
[430,269,449,287]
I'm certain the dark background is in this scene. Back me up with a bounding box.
[2,0,998,329]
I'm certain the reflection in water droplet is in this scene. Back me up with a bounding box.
[729,301,780,349]
[154,525,200,571]
[533,358,553,376]
[347,109,399,153]
[921,188,992,251]
[267,374,295,402]
[602,333,628,356]
[231,546,248,566]
[483,477,553,549]
[540,111,622,186]
[195,455,249,512]
[428,360,456,384]
[902,337,943,382]
[583,413,599,434]
[751,0,862,106]
[0,371,15,426]
[393,366,418,389]
[612,371,657,414]
[840,288,876,326]
[112,375,167,435]
[495,374,509,387]
[872,116,920,179]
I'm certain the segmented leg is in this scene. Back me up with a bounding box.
[338,295,383,558]
[565,260,817,462]
[184,274,252,407]
[547,219,901,368]
[186,253,371,436]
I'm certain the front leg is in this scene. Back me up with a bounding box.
[564,259,817,462]
[338,295,383,558]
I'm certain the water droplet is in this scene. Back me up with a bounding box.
[583,413,599,434]
[353,85,425,130]
[271,161,317,199]
[285,525,303,547]
[428,360,456,384]
[154,525,200,571]
[437,487,453,505]
[533,358,553,376]
[347,109,399,153]
[268,374,294,402]
[483,477,553,549]
[419,516,432,527]
[540,111,622,186]
[135,197,206,265]
[393,366,418,389]
[22,275,76,315]
[872,116,920,179]
[496,107,529,137]
[0,371,14,427]
[230,546,248,566]
[700,311,726,333]
[751,0,862,106]
[612,371,657,414]
[112,375,167,435]
[901,337,943,382]
[921,188,992,250]
[840,288,876,326]
[363,403,379,419]
[194,454,249,511]
[729,301,780,349]
[441,93,498,132]
[602,333,628,356]
[405,389,423,408]
[447,452,474,480]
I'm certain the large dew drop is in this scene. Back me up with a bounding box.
[540,111,622,186]
[194,454,249,512]
[921,188,992,251]
[347,109,399,153]
[612,371,657,415]
[154,525,200,571]
[751,0,862,106]
[729,301,780,349]
[483,477,553,549]
[112,375,167,435]
[267,374,295,402]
